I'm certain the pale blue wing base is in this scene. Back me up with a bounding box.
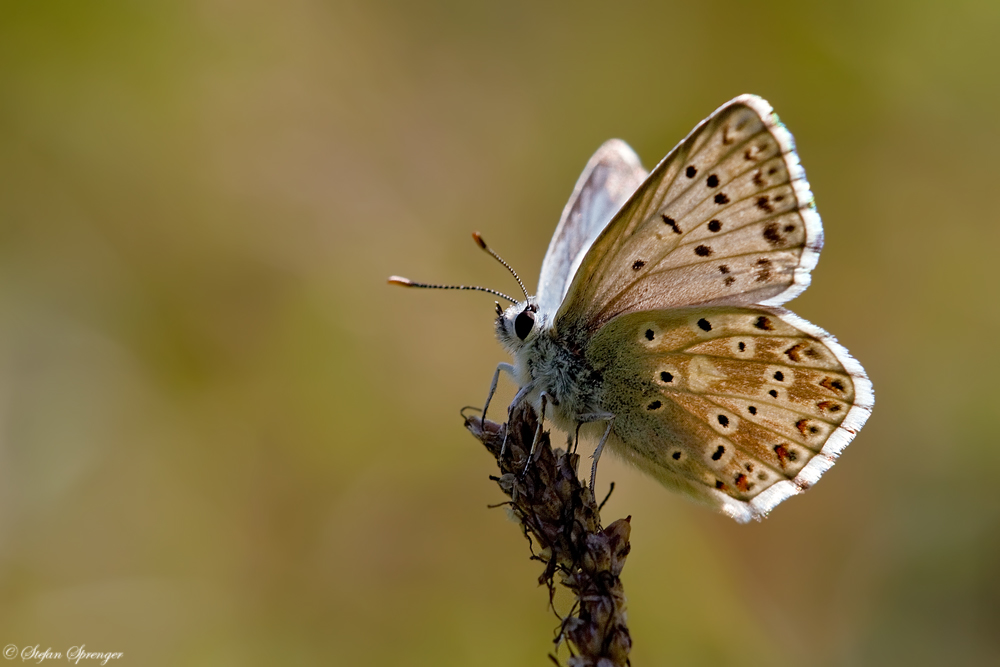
[536,140,648,317]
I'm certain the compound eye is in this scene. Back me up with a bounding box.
[514,309,535,340]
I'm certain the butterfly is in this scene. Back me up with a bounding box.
[390,94,873,523]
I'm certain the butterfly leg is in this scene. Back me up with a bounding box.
[521,391,550,478]
[590,420,615,495]
[482,362,515,424]
[500,380,535,458]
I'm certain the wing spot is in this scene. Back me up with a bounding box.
[769,389,779,398]
[712,445,725,460]
[796,419,820,435]
[784,224,796,232]
[695,245,713,257]
[672,451,682,460]
[645,329,655,341]
[715,480,726,490]
[763,222,785,246]
[756,196,775,213]
[755,258,772,282]
[708,219,722,232]
[660,371,673,383]
[775,194,785,202]
[773,371,784,381]
[768,166,778,175]
[735,474,750,492]
[817,400,842,413]
[632,259,645,270]
[753,170,765,187]
[647,400,662,411]
[697,318,712,332]
[717,415,729,428]
[820,377,846,393]
[747,405,757,415]
[706,174,720,188]
[686,165,697,178]
[774,444,796,467]
[784,343,805,362]
[661,214,682,234]
[714,193,730,205]
[738,341,746,352]
[724,276,735,286]
[718,264,730,274]
[754,316,773,330]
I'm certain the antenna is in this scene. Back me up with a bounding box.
[472,232,529,301]
[387,276,519,304]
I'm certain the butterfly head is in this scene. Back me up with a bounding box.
[495,299,543,349]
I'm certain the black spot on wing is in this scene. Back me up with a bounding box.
[755,258,772,282]
[706,174,719,188]
[695,245,713,257]
[754,316,773,330]
[697,318,712,332]
[686,165,697,178]
[707,219,722,232]
[796,419,820,435]
[661,214,681,234]
[763,222,784,246]
[660,371,673,383]
[714,193,730,205]
[820,377,846,393]
[712,445,725,460]
[632,260,645,270]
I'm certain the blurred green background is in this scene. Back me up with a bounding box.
[0,1,998,665]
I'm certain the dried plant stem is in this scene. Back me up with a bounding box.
[465,403,632,667]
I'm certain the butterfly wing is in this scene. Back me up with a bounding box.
[536,139,647,317]
[587,306,873,522]
[556,95,823,333]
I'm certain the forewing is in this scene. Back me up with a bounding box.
[557,95,823,333]
[588,306,873,523]
[537,139,647,317]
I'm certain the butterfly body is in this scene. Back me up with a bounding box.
[397,95,872,523]
[496,299,606,435]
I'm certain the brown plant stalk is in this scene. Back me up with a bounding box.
[464,403,632,667]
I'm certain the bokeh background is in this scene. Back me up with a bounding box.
[0,1,998,665]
